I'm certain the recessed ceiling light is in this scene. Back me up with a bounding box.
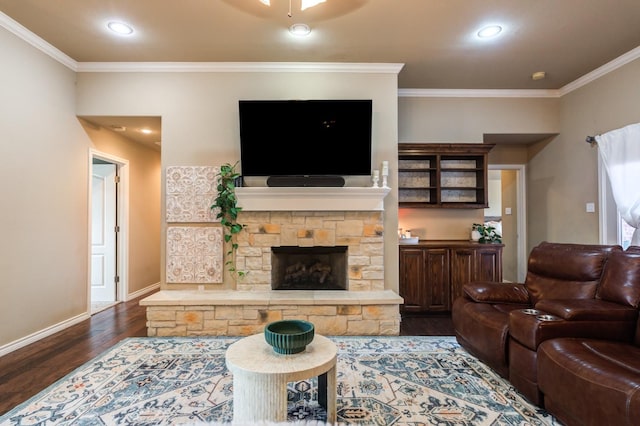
[289,23,311,36]
[140,128,152,134]
[477,25,502,38]
[107,21,134,35]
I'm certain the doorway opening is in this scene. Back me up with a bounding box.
[89,150,129,314]
[488,164,527,282]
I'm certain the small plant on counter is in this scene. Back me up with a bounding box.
[211,162,247,279]
[472,223,502,244]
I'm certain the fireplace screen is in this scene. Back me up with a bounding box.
[271,246,348,290]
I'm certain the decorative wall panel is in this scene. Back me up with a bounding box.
[166,226,223,283]
[166,166,219,222]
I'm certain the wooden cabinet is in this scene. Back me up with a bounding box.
[399,241,503,313]
[399,246,450,313]
[398,143,495,208]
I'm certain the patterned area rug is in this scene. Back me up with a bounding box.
[1,336,561,425]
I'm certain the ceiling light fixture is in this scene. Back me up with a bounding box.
[107,21,134,35]
[477,25,502,38]
[289,23,311,36]
[140,128,153,134]
[260,0,326,17]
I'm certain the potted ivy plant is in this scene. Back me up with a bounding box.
[211,162,246,278]
[472,223,502,244]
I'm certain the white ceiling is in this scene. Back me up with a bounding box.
[3,0,639,146]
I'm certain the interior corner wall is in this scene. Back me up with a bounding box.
[75,71,400,292]
[79,120,162,295]
[527,57,640,249]
[397,96,560,241]
[0,28,92,348]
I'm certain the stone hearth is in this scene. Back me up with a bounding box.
[141,289,402,336]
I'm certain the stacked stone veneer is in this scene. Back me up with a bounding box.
[143,208,402,336]
[234,210,385,292]
[143,290,402,336]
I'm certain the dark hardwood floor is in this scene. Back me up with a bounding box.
[0,294,150,416]
[399,313,455,336]
[0,295,453,416]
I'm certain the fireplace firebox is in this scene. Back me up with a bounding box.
[271,246,348,290]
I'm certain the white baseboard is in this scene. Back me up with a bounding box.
[0,282,161,357]
[125,282,160,301]
[0,313,90,357]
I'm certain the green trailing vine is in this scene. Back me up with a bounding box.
[211,162,246,279]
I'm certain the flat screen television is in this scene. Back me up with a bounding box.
[238,99,372,186]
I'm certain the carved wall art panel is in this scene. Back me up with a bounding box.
[166,225,223,283]
[166,166,219,223]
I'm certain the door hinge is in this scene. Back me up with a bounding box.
[114,275,120,283]
[114,225,120,233]
[114,175,121,183]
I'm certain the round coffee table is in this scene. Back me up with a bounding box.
[225,333,337,423]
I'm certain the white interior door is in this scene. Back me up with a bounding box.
[91,163,117,302]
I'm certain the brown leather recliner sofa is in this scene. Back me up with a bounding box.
[452,241,640,425]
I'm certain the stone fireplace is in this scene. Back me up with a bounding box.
[141,180,403,337]
[271,246,348,290]
[234,209,385,293]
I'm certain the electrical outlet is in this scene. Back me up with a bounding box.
[586,202,595,213]
[505,207,512,215]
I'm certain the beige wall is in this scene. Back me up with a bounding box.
[74,71,401,292]
[0,29,91,347]
[79,120,162,294]
[0,27,163,350]
[526,57,640,248]
[399,97,561,142]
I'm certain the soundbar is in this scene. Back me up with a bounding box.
[266,175,346,187]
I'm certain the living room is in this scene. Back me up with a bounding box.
[1,1,640,424]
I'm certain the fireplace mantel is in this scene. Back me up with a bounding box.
[235,186,391,211]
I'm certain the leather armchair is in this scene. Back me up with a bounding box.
[536,250,640,425]
[452,242,621,380]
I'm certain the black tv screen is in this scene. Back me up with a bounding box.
[238,100,372,177]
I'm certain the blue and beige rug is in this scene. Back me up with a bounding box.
[1,336,560,425]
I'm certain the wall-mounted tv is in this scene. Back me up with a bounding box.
[238,99,372,186]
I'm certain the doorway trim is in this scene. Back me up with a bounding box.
[489,164,527,282]
[88,149,130,312]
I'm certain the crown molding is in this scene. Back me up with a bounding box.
[0,11,77,70]
[558,45,640,95]
[398,88,561,98]
[76,61,405,74]
[3,8,639,97]
[399,46,640,99]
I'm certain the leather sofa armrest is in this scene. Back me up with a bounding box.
[535,298,639,321]
[464,282,531,304]
[510,299,639,349]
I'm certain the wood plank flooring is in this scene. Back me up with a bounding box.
[0,294,453,416]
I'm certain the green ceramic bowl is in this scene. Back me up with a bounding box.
[264,320,315,354]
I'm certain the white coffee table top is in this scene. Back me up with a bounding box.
[226,333,337,379]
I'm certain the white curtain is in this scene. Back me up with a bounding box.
[595,122,640,246]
